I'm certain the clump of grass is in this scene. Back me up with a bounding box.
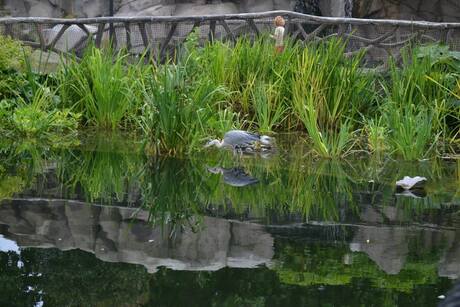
[380,50,456,159]
[198,35,298,130]
[57,46,140,129]
[12,86,79,138]
[291,38,372,158]
[383,102,437,160]
[0,34,30,71]
[137,62,227,155]
[364,117,388,154]
[251,79,287,133]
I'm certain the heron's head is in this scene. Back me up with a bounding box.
[206,166,224,174]
[204,139,223,148]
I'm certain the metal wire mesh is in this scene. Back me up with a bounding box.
[1,13,459,67]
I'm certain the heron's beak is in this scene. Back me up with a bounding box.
[204,141,213,148]
[206,167,218,174]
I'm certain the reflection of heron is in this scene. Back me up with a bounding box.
[395,176,427,198]
[204,130,274,153]
[207,166,259,187]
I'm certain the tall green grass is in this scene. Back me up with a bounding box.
[137,62,227,155]
[380,48,458,159]
[57,47,141,129]
[291,38,372,157]
[1,32,458,159]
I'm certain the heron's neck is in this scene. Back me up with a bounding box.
[212,139,224,148]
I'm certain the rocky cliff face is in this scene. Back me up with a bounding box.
[1,0,458,21]
[353,0,460,22]
[0,0,351,18]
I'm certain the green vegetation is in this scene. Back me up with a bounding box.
[0,33,458,159]
[0,137,457,306]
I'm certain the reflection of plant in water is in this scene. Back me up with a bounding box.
[0,248,150,307]
[201,148,359,222]
[0,139,60,198]
[0,175,24,199]
[58,133,144,204]
[141,157,206,236]
[2,134,459,228]
[275,240,442,293]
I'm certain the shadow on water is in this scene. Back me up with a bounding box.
[0,134,459,306]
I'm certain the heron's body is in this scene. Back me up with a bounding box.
[207,166,259,187]
[205,130,274,153]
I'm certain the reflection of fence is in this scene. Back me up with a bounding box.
[1,10,460,66]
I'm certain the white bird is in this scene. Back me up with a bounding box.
[204,130,274,152]
[395,176,427,190]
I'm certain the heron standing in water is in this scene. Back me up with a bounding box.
[204,130,274,153]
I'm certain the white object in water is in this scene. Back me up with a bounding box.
[438,295,446,299]
[395,176,427,190]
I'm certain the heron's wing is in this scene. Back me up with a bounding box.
[223,130,260,147]
[223,168,259,187]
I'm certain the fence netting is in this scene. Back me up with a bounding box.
[1,15,459,67]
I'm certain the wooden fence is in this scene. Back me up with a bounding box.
[1,10,459,66]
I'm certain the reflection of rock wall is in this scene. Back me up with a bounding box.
[350,224,459,278]
[0,198,274,273]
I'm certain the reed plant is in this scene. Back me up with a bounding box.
[251,80,287,132]
[380,52,455,159]
[58,134,144,204]
[137,62,227,155]
[57,46,140,129]
[291,38,371,158]
[383,102,437,160]
[364,117,388,155]
[198,36,297,129]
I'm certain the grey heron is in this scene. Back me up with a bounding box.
[207,166,259,187]
[204,130,274,152]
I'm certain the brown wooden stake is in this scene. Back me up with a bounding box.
[219,19,235,43]
[47,24,69,49]
[125,22,132,51]
[138,23,149,49]
[208,20,216,42]
[95,23,105,48]
[35,23,46,50]
[159,22,177,60]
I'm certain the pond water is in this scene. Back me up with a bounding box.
[0,134,459,306]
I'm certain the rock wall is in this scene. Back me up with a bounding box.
[1,0,458,21]
[0,0,336,17]
[354,0,460,22]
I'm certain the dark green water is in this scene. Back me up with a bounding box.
[0,135,459,306]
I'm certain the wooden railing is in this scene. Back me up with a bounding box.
[1,10,459,66]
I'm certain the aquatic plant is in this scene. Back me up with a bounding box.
[198,35,297,129]
[291,38,371,157]
[137,62,227,155]
[383,102,437,160]
[12,86,79,138]
[251,80,287,132]
[364,117,388,154]
[0,34,30,71]
[58,133,144,204]
[0,33,458,159]
[380,51,458,159]
[57,47,140,129]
